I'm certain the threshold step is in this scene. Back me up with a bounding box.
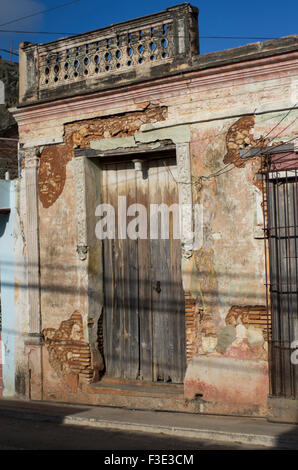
[87,379,184,398]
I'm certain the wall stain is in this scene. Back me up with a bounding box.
[38,104,167,208]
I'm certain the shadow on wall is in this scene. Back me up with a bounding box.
[0,258,272,381]
[0,214,9,237]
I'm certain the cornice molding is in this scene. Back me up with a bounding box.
[13,51,298,126]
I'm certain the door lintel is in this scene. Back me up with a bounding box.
[73,139,194,259]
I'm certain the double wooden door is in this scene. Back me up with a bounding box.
[101,156,186,383]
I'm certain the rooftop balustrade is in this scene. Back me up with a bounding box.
[19,3,199,105]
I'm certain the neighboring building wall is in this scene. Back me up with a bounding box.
[0,179,26,396]
[0,178,27,397]
[0,58,19,179]
[0,59,23,398]
[13,9,298,416]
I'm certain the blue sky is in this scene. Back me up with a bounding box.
[0,0,297,62]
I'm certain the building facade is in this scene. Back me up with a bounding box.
[0,56,20,397]
[0,57,19,179]
[9,4,298,422]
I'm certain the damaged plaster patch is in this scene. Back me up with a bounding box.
[215,305,269,360]
[224,115,270,168]
[187,249,220,355]
[225,305,269,340]
[90,136,136,150]
[216,325,236,354]
[191,248,219,321]
[43,312,94,389]
[90,136,162,152]
[68,104,167,144]
[38,104,167,208]
[135,124,191,144]
[39,144,69,209]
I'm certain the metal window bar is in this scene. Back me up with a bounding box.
[263,158,298,399]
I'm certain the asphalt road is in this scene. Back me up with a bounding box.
[0,415,269,450]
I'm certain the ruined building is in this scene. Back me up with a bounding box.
[4,4,298,422]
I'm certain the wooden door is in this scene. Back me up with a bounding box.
[101,156,186,383]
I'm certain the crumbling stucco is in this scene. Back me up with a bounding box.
[43,312,94,390]
[38,104,167,208]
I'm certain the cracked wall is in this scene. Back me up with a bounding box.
[14,54,298,413]
[37,104,167,396]
[38,104,167,209]
[43,312,93,391]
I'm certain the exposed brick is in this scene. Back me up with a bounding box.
[184,292,198,362]
[38,104,167,208]
[225,305,271,341]
[224,115,270,169]
[43,312,94,389]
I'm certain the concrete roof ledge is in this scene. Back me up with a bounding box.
[192,35,298,71]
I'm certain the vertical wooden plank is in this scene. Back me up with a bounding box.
[102,164,116,377]
[157,160,172,382]
[123,163,139,379]
[137,162,152,381]
[149,157,186,383]
[114,162,128,378]
[109,163,122,378]
[149,160,163,381]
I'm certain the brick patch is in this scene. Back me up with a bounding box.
[43,312,94,388]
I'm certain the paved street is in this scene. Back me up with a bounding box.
[0,415,268,450]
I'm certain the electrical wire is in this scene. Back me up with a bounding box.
[0,48,18,56]
[0,29,281,39]
[163,105,298,185]
[3,33,286,64]
[238,104,298,161]
[198,105,298,181]
[0,30,289,63]
[0,29,77,35]
[200,133,298,182]
[0,0,82,27]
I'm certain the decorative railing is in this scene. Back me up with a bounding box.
[40,22,174,89]
[19,4,199,104]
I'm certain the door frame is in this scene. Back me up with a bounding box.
[71,139,194,383]
[73,140,194,260]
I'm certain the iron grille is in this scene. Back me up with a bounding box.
[263,154,298,399]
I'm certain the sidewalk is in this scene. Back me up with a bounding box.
[0,397,297,449]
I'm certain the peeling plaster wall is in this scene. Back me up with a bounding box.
[15,59,298,412]
[183,109,297,415]
[0,179,27,397]
[35,105,168,399]
[13,177,29,396]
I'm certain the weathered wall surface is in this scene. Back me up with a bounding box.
[14,50,298,413]
[13,177,29,396]
[35,104,168,400]
[0,179,27,397]
[0,58,18,179]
